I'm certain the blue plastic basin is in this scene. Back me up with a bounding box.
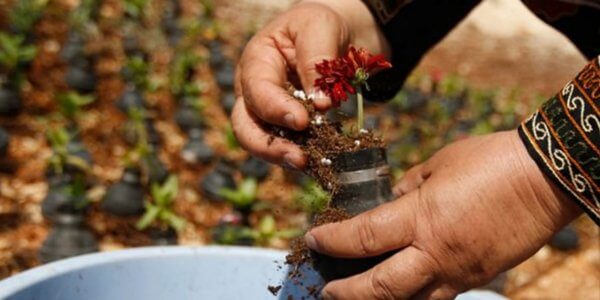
[0,246,507,300]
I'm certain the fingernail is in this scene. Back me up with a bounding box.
[283,152,301,170]
[304,232,319,250]
[284,113,296,129]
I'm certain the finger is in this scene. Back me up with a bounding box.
[412,282,458,300]
[231,97,306,168]
[393,163,431,197]
[293,14,345,109]
[305,192,418,258]
[322,246,436,300]
[239,38,309,131]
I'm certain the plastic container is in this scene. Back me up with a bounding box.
[0,246,507,300]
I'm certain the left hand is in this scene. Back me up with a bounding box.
[304,130,582,299]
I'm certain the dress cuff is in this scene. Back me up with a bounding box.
[518,56,600,225]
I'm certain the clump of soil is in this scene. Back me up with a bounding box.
[269,91,384,195]
[285,207,351,270]
[267,285,282,296]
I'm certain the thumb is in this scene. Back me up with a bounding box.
[294,14,346,110]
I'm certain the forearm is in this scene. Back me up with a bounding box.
[518,55,600,225]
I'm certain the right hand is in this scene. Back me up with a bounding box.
[231,0,389,169]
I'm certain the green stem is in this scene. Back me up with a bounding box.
[357,86,364,130]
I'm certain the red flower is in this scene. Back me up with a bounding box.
[314,46,391,107]
[345,46,392,75]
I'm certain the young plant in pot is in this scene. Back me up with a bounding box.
[240,156,271,182]
[200,159,236,202]
[7,0,48,41]
[136,175,185,245]
[0,126,9,158]
[39,174,98,263]
[218,177,258,224]
[0,33,37,115]
[279,47,395,281]
[101,166,145,216]
[181,127,214,165]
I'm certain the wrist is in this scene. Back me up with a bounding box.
[508,130,582,230]
[300,0,391,57]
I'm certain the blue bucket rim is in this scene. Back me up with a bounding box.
[0,246,285,298]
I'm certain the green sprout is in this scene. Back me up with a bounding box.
[8,0,48,34]
[69,0,100,33]
[218,178,257,209]
[123,108,151,165]
[252,215,302,246]
[0,33,36,76]
[123,0,150,19]
[56,92,95,120]
[46,127,91,175]
[224,124,239,150]
[169,52,202,97]
[136,175,185,231]
[123,56,154,91]
[295,180,330,214]
[211,215,301,247]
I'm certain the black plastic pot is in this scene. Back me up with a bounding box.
[240,156,270,182]
[141,152,169,184]
[212,211,254,245]
[0,127,9,157]
[41,174,88,220]
[0,86,21,116]
[314,147,394,281]
[65,64,96,94]
[215,61,235,91]
[147,226,178,246]
[66,140,93,166]
[220,91,236,115]
[174,103,204,132]
[101,167,145,216]
[117,85,145,113]
[60,31,85,63]
[200,160,236,202]
[549,225,580,251]
[181,128,214,164]
[39,213,98,263]
[208,41,226,70]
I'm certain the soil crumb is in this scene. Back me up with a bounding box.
[269,90,384,195]
[268,285,282,296]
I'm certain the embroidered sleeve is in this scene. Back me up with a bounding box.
[360,0,480,102]
[518,56,600,225]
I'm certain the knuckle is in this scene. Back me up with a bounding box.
[369,270,396,300]
[355,215,380,256]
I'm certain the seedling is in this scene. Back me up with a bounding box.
[46,127,91,175]
[136,175,185,232]
[8,0,48,35]
[252,215,302,247]
[56,92,95,121]
[0,33,36,85]
[295,180,330,214]
[169,51,202,97]
[122,56,154,92]
[224,124,239,150]
[123,0,150,20]
[218,177,258,210]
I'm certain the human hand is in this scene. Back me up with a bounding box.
[231,0,389,169]
[305,130,582,299]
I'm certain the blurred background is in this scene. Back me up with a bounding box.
[0,0,597,298]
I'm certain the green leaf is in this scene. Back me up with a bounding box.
[162,210,186,231]
[273,228,303,239]
[136,204,160,230]
[258,215,276,236]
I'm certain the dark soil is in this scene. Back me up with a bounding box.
[284,207,351,277]
[270,93,384,195]
[268,285,282,296]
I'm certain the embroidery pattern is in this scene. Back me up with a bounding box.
[519,56,600,224]
[362,0,411,24]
